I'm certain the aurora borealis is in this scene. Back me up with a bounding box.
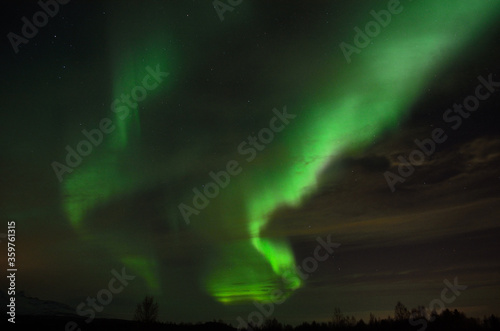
[1,0,500,326]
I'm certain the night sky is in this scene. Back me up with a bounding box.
[1,0,500,326]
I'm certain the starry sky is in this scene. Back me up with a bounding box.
[1,0,500,326]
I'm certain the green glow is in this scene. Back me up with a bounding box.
[63,154,128,230]
[109,35,171,150]
[122,256,160,291]
[208,0,500,303]
[60,0,500,305]
[205,239,301,303]
[62,3,173,292]
[63,55,171,230]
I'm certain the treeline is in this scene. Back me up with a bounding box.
[5,307,500,331]
[240,308,500,331]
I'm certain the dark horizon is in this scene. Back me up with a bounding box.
[3,305,500,331]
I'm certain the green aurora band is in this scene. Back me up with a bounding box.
[61,0,500,304]
[62,3,172,291]
[205,0,500,304]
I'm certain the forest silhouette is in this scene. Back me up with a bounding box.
[4,300,500,331]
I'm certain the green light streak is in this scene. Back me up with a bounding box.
[108,38,171,150]
[63,154,129,230]
[209,0,500,304]
[63,3,174,291]
[122,256,160,291]
[205,239,301,303]
[60,0,500,305]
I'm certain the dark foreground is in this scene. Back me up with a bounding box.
[2,309,500,331]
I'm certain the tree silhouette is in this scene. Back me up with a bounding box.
[332,307,346,326]
[134,295,159,324]
[263,318,282,331]
[369,312,378,325]
[394,301,410,321]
